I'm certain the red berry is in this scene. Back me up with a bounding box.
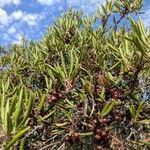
[64,136,70,142]
[101,131,107,137]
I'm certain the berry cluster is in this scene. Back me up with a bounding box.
[64,132,80,144]
[76,102,84,111]
[64,28,75,44]
[112,108,124,121]
[47,89,65,104]
[88,117,112,149]
[106,87,123,100]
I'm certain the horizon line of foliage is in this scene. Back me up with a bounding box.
[0,0,150,149]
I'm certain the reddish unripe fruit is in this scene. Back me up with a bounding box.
[114,109,120,114]
[95,134,102,141]
[72,132,80,139]
[99,118,108,124]
[106,135,112,140]
[103,118,109,123]
[96,145,103,150]
[89,125,95,132]
[115,116,121,120]
[58,93,64,99]
[93,119,98,125]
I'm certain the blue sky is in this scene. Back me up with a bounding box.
[0,0,150,45]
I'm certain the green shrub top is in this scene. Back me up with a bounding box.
[0,0,149,149]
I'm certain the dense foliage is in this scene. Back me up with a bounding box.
[0,0,150,149]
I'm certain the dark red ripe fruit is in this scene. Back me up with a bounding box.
[101,131,107,137]
[95,135,101,140]
[64,135,73,144]
[64,136,70,142]
[96,129,101,134]
[96,145,103,150]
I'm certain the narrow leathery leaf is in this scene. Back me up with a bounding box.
[46,64,59,76]
[56,64,66,80]
[107,42,118,52]
[18,94,34,129]
[69,49,74,77]
[135,102,145,121]
[5,127,29,150]
[101,100,115,117]
[129,104,136,118]
[1,92,5,125]
[137,119,150,124]
[140,141,150,146]
[38,95,46,112]
[80,132,93,136]
[19,139,25,150]
[4,100,10,134]
[55,122,68,127]
[60,51,67,77]
[41,109,56,121]
[13,88,24,129]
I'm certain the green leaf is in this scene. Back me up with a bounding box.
[13,87,24,129]
[5,127,29,150]
[135,101,145,121]
[101,100,115,117]
[129,104,136,118]
[18,92,34,129]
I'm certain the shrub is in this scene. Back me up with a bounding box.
[0,0,149,149]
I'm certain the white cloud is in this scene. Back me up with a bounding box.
[8,26,16,34]
[36,0,54,5]
[13,0,21,5]
[12,33,22,44]
[22,13,39,26]
[11,10,23,20]
[142,9,150,28]
[0,8,9,25]
[0,0,21,7]
[36,0,61,6]
[66,0,104,15]
[0,9,44,27]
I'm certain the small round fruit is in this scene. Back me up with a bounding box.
[96,145,103,150]
[95,134,101,140]
[96,129,101,134]
[106,135,112,140]
[64,136,70,142]
[58,93,64,99]
[72,132,80,139]
[101,131,107,137]
[89,125,95,132]
[93,119,98,125]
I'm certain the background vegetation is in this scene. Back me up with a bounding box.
[0,0,149,149]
